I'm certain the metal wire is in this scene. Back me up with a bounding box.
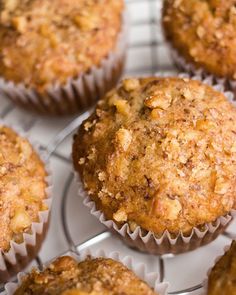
[0,0,235,294]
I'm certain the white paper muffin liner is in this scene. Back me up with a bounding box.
[0,122,52,282]
[0,14,128,116]
[74,73,236,255]
[202,240,236,295]
[168,44,236,97]
[3,249,169,295]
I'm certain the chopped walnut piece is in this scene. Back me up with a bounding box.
[196,26,205,38]
[182,88,192,100]
[87,147,96,161]
[10,209,32,233]
[123,78,140,92]
[116,128,132,151]
[230,6,236,15]
[231,141,236,153]
[153,197,182,221]
[73,14,98,31]
[214,177,230,194]
[190,47,198,57]
[19,139,33,163]
[150,108,163,120]
[108,92,121,106]
[179,154,188,164]
[145,93,171,110]
[12,16,27,33]
[98,171,106,181]
[79,157,85,165]
[0,165,7,175]
[3,0,18,11]
[129,221,138,232]
[84,121,93,131]
[114,99,130,116]
[196,119,216,130]
[113,208,128,222]
[173,0,182,8]
[214,31,223,39]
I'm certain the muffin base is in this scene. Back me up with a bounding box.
[4,249,169,295]
[0,126,52,283]
[81,183,234,255]
[0,15,127,116]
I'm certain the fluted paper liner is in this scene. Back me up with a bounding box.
[0,14,127,116]
[0,122,52,282]
[75,73,236,255]
[168,44,236,98]
[3,249,169,295]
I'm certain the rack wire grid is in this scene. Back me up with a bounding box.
[0,0,236,294]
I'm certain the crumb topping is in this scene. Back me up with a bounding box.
[163,0,236,79]
[14,256,157,295]
[0,0,124,91]
[73,77,236,234]
[208,241,236,294]
[0,126,47,251]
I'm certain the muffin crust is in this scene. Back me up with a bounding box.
[0,0,124,91]
[163,0,236,79]
[0,125,47,251]
[208,241,236,295]
[73,77,236,235]
[14,256,157,295]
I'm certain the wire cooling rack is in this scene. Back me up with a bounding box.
[0,0,236,294]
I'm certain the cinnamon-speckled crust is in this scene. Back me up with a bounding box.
[0,125,47,251]
[73,77,236,235]
[14,256,157,295]
[163,0,236,80]
[0,0,124,91]
[208,241,236,295]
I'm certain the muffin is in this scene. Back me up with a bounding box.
[163,0,236,90]
[12,256,158,295]
[73,76,236,254]
[0,125,51,282]
[208,241,236,295]
[0,0,126,116]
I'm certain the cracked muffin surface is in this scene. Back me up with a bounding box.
[208,241,236,295]
[0,125,47,251]
[73,77,236,235]
[0,0,124,91]
[14,256,157,295]
[163,0,236,79]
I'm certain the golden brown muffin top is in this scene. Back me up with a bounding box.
[0,125,47,251]
[163,0,236,80]
[73,77,236,235]
[208,241,236,295]
[14,256,157,295]
[0,0,124,91]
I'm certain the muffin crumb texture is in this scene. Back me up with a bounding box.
[0,0,124,90]
[73,77,236,235]
[14,256,157,295]
[0,126,47,251]
[163,0,236,79]
[208,241,236,295]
